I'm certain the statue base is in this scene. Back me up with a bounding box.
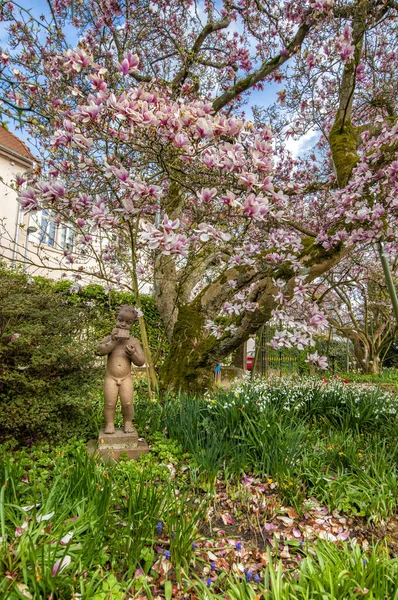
[87,427,149,463]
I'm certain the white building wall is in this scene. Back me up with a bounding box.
[0,151,31,264]
[0,147,152,293]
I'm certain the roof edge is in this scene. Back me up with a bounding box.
[0,144,35,168]
[0,126,37,162]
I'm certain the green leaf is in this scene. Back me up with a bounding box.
[164,580,172,600]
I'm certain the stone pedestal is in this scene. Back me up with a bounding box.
[88,427,149,462]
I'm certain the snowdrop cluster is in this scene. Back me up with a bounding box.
[206,375,398,421]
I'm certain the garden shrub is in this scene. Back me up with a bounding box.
[0,265,166,444]
[0,266,102,443]
[71,282,168,365]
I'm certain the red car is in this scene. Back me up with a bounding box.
[246,351,255,370]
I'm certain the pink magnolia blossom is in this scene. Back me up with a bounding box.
[19,187,38,212]
[118,52,140,76]
[52,555,72,576]
[335,24,355,63]
[62,48,93,73]
[6,0,398,376]
[306,351,328,370]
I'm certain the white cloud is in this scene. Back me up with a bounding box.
[285,129,320,158]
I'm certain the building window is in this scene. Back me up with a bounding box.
[36,210,75,252]
[39,209,56,247]
[60,225,74,252]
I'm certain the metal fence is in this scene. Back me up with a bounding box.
[251,325,355,376]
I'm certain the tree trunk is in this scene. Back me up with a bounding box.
[158,244,346,391]
[232,342,247,370]
[352,338,381,374]
[366,356,380,375]
[159,302,218,393]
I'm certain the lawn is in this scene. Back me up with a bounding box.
[1,376,398,599]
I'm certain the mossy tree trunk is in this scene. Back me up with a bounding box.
[157,242,346,392]
[159,303,218,393]
[352,337,381,374]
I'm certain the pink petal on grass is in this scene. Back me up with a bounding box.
[277,516,294,526]
[21,503,40,511]
[264,523,276,531]
[221,512,235,525]
[37,512,54,523]
[135,568,144,577]
[60,532,73,545]
[293,527,302,538]
[15,521,29,537]
[280,546,291,559]
[52,555,71,576]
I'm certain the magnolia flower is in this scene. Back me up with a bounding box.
[306,351,328,370]
[118,52,139,76]
[309,306,328,330]
[52,555,72,576]
[194,223,231,243]
[195,117,213,139]
[60,532,73,546]
[162,215,180,233]
[62,48,92,73]
[204,320,222,339]
[15,173,27,187]
[19,187,39,212]
[174,133,189,148]
[225,324,238,335]
[197,188,217,203]
[270,330,292,349]
[335,24,355,63]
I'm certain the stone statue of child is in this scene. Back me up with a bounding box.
[97,305,145,434]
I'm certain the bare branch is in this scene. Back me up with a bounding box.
[172,16,232,92]
[212,20,310,113]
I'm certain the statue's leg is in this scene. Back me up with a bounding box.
[120,375,134,433]
[103,375,118,434]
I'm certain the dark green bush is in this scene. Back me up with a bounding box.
[73,282,168,365]
[0,267,102,443]
[0,265,165,444]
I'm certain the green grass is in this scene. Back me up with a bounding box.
[0,439,203,598]
[334,368,398,385]
[2,376,398,597]
[161,377,398,520]
[261,541,398,600]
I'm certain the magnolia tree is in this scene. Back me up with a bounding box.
[314,250,398,374]
[0,0,397,390]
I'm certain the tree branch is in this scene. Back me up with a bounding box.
[172,16,232,92]
[212,20,310,113]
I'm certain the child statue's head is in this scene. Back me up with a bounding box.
[115,305,138,330]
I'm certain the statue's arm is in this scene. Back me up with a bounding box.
[125,337,145,366]
[97,334,117,356]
